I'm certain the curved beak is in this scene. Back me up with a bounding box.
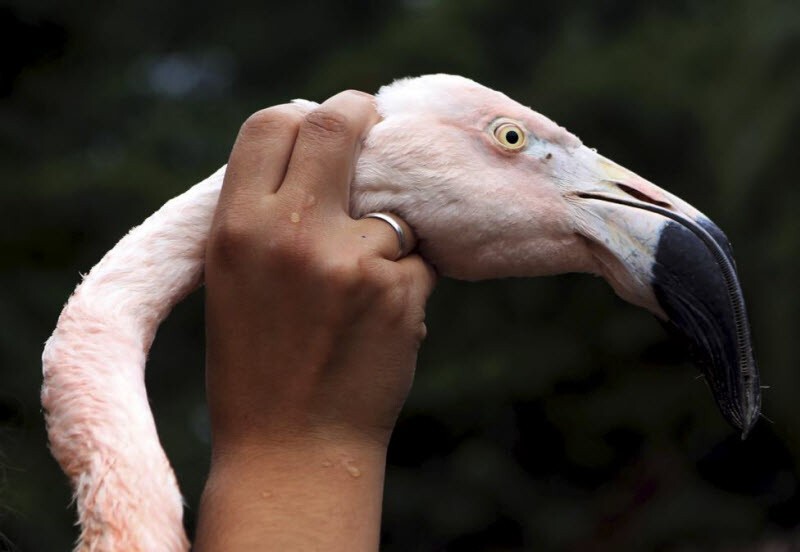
[572,152,760,437]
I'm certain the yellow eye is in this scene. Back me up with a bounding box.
[492,121,526,150]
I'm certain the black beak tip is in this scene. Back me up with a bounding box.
[652,218,760,437]
[733,395,760,440]
[738,386,761,439]
[741,418,756,440]
[724,386,759,439]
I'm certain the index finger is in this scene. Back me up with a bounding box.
[218,103,307,214]
[280,90,380,212]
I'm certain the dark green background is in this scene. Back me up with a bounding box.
[2,1,798,550]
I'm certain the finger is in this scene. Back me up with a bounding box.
[395,254,437,303]
[218,104,306,214]
[281,90,380,212]
[355,212,417,261]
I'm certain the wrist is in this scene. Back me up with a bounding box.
[207,399,399,455]
[196,436,388,551]
[209,433,388,477]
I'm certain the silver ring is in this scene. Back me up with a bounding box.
[361,212,406,260]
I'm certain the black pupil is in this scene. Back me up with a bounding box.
[505,130,519,144]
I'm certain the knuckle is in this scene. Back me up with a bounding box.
[302,108,350,137]
[260,223,314,269]
[323,258,362,291]
[358,256,398,290]
[406,308,428,345]
[416,320,428,342]
[357,257,416,312]
[380,268,409,294]
[341,89,373,101]
[210,218,254,267]
[240,106,302,138]
[383,279,412,312]
[263,235,305,267]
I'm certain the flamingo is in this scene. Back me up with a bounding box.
[41,74,759,551]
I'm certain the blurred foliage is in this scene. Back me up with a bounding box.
[1,0,799,550]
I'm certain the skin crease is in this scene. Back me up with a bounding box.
[194,91,436,550]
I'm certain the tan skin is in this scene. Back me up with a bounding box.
[195,91,436,550]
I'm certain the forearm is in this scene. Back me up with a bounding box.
[194,439,387,551]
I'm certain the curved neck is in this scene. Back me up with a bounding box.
[42,167,226,551]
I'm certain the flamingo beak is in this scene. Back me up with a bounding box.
[573,153,760,437]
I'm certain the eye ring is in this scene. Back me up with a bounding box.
[491,119,527,151]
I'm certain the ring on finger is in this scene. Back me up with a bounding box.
[361,212,408,260]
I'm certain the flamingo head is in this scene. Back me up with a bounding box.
[350,74,759,436]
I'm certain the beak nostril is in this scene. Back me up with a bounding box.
[614,182,672,209]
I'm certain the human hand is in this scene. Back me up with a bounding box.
[204,90,435,452]
[196,91,436,550]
